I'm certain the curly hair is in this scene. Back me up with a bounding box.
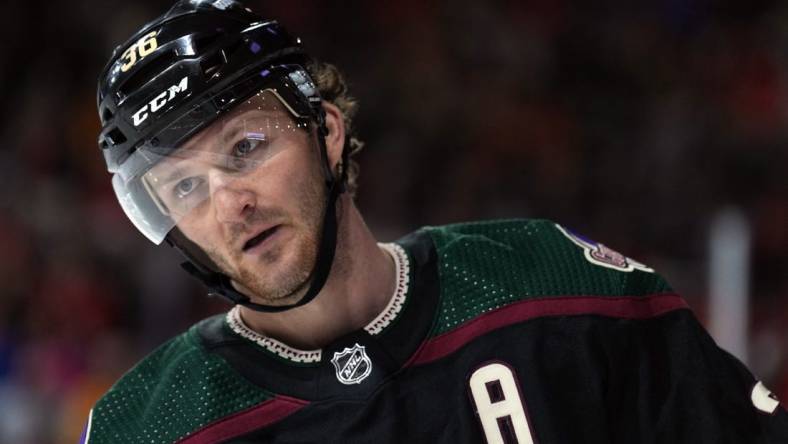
[306,61,364,197]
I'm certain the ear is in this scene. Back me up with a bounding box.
[321,101,346,173]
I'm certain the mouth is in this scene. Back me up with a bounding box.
[242,225,281,253]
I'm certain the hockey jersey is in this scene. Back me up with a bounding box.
[81,219,788,443]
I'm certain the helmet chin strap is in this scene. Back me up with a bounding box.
[172,115,349,313]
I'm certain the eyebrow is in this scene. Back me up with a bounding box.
[222,126,243,145]
[220,109,285,144]
[221,110,260,145]
[161,166,188,187]
[146,154,196,189]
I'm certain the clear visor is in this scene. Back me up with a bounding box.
[112,88,312,244]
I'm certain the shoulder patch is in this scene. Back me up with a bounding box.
[555,224,654,273]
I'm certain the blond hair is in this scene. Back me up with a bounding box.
[307,62,364,197]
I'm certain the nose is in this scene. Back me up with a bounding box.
[209,169,256,223]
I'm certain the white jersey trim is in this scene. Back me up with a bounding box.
[227,307,322,363]
[364,243,411,335]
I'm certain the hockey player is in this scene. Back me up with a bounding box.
[83,1,788,443]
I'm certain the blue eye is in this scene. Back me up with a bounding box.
[233,136,263,157]
[228,135,268,170]
[174,177,203,199]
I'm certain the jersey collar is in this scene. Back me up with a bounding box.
[224,242,411,364]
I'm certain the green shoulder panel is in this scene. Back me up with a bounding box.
[423,219,672,335]
[87,315,272,444]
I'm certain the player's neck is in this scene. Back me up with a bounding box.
[238,196,396,350]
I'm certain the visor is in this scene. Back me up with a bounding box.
[112,88,313,244]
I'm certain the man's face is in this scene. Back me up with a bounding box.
[145,90,326,305]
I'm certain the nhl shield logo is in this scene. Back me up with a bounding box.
[331,343,372,385]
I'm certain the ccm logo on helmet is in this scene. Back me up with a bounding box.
[132,76,189,127]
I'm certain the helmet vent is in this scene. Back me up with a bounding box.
[106,127,127,146]
[201,50,227,79]
[101,107,114,122]
[117,50,178,99]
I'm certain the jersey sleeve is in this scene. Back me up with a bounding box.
[599,303,788,443]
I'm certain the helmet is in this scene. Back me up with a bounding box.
[96,0,348,312]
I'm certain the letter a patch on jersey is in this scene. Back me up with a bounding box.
[555,223,654,273]
[468,361,535,444]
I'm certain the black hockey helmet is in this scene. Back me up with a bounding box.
[97,0,348,312]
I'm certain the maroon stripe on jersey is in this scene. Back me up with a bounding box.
[177,395,309,444]
[406,293,688,367]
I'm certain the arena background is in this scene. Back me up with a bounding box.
[0,1,786,442]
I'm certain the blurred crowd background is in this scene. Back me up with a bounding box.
[1,0,787,442]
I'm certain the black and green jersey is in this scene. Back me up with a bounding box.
[81,219,788,443]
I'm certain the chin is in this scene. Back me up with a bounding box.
[236,234,318,303]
